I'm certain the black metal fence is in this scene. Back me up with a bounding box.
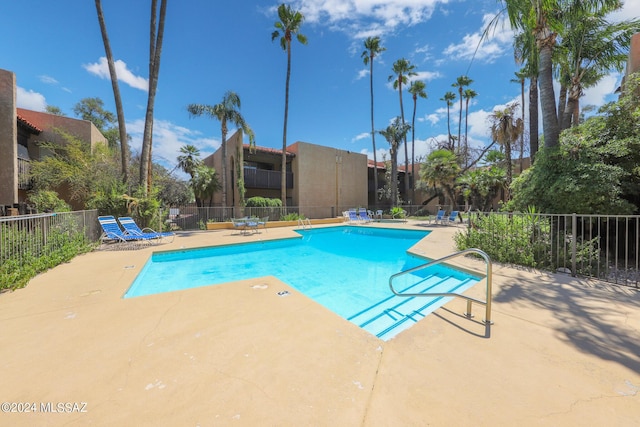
[0,210,100,267]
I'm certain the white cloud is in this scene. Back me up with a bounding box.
[356,68,369,80]
[443,13,514,63]
[126,118,221,171]
[16,86,46,111]
[581,73,620,108]
[293,0,448,37]
[608,1,640,22]
[38,75,58,85]
[84,57,149,91]
[352,132,370,142]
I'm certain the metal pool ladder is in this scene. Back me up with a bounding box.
[389,248,493,324]
[297,218,312,229]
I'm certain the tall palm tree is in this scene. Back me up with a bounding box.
[441,91,457,151]
[408,80,427,199]
[514,26,539,162]
[272,3,307,207]
[187,91,254,208]
[362,36,386,208]
[489,103,523,201]
[388,58,417,202]
[140,0,168,194]
[378,117,411,207]
[94,0,129,183]
[452,75,473,149]
[462,88,477,167]
[558,2,638,130]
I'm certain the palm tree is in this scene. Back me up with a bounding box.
[419,149,461,209]
[94,0,129,183]
[462,88,477,167]
[514,27,540,163]
[187,91,254,208]
[272,3,307,207]
[177,144,203,206]
[388,58,417,202]
[489,103,523,201]
[440,91,457,151]
[191,164,221,208]
[408,80,427,200]
[362,36,386,208]
[511,69,526,172]
[140,0,168,194]
[558,2,638,130]
[176,145,201,180]
[378,117,411,207]
[452,75,473,149]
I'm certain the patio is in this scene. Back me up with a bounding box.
[0,222,638,426]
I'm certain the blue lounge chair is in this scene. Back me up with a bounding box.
[443,211,459,225]
[358,208,372,222]
[98,216,153,248]
[118,217,175,243]
[432,209,446,224]
[347,209,361,224]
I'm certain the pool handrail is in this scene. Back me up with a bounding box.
[389,248,493,324]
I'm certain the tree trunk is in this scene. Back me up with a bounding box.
[95,0,129,184]
[398,80,409,203]
[139,0,167,194]
[411,97,417,203]
[369,57,378,209]
[390,144,398,207]
[557,84,567,125]
[519,78,524,173]
[529,75,539,162]
[281,39,291,207]
[221,122,228,208]
[537,32,559,148]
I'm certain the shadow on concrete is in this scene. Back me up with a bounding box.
[493,273,640,373]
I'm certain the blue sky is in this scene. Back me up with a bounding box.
[2,0,638,176]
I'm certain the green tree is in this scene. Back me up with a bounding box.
[176,144,201,180]
[408,80,427,199]
[187,91,254,208]
[94,0,130,183]
[73,97,115,132]
[272,3,307,207]
[440,91,457,151]
[45,105,65,116]
[378,117,411,207]
[140,0,168,195]
[389,58,417,200]
[362,36,386,209]
[511,69,527,171]
[419,149,461,209]
[558,2,639,129]
[489,103,523,201]
[510,75,640,214]
[191,164,221,207]
[458,151,506,211]
[452,75,473,148]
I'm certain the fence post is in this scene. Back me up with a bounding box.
[571,213,577,277]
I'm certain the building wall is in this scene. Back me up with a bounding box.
[0,69,17,207]
[17,108,107,157]
[203,130,244,207]
[626,33,640,76]
[289,142,367,217]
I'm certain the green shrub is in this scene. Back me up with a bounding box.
[245,197,282,208]
[280,212,306,221]
[27,190,71,212]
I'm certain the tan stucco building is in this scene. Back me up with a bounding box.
[0,68,107,213]
[204,131,368,218]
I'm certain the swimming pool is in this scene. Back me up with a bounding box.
[126,226,480,340]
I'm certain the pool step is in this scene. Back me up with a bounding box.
[347,276,477,341]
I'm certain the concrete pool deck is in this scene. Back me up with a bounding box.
[0,221,638,426]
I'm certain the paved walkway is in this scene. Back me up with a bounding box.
[0,221,638,426]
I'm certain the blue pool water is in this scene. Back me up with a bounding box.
[125,226,480,340]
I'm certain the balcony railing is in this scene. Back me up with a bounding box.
[243,167,293,189]
[18,158,32,190]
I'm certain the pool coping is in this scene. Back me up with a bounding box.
[1,221,638,425]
